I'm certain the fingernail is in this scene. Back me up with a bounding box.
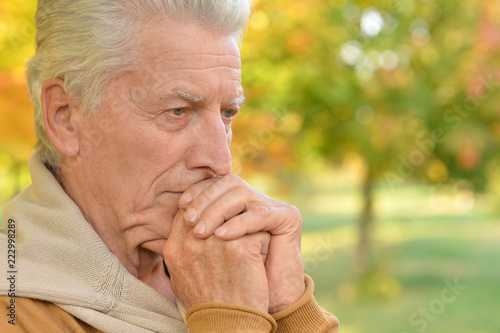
[179,193,193,206]
[215,227,227,237]
[184,208,198,223]
[194,221,206,234]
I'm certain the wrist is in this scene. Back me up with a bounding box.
[269,281,306,314]
[186,302,277,332]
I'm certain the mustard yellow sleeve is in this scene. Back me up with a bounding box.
[272,275,339,333]
[0,296,101,333]
[185,275,338,333]
[186,302,277,333]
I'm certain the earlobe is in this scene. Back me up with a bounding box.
[42,78,80,157]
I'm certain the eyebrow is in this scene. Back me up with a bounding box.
[161,90,206,103]
[225,95,246,108]
[161,90,245,108]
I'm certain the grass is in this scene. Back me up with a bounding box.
[292,169,500,332]
[302,213,500,333]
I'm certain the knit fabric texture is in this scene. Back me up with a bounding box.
[0,153,187,333]
[0,152,339,333]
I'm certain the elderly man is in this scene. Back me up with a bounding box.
[0,0,338,332]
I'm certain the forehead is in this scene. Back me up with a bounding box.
[134,19,242,78]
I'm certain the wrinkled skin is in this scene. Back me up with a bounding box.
[42,17,304,313]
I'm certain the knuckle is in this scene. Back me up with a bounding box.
[182,188,197,201]
[226,173,242,183]
[235,184,252,199]
[288,205,302,221]
[182,237,203,256]
[224,238,245,256]
[253,205,271,219]
[286,205,303,230]
[224,174,249,190]
[196,180,222,203]
[183,178,217,206]
[167,235,200,261]
[204,234,218,248]
[199,201,224,223]
[235,213,249,227]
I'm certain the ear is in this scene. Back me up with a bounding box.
[42,78,80,157]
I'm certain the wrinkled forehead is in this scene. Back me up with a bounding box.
[115,18,243,106]
[133,18,242,73]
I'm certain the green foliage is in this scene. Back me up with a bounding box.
[2,1,499,198]
[237,0,500,194]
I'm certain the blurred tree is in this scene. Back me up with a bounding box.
[236,0,500,280]
[1,0,499,281]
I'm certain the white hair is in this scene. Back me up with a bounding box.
[27,0,252,169]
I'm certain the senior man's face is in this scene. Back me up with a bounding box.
[74,19,243,258]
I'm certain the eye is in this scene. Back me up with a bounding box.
[168,108,185,116]
[222,109,238,119]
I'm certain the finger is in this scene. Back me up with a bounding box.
[178,177,219,209]
[168,208,192,242]
[181,175,244,226]
[163,209,193,261]
[179,178,219,227]
[214,205,302,240]
[191,186,252,239]
[243,231,271,262]
[260,232,270,263]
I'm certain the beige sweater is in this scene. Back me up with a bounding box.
[0,153,338,332]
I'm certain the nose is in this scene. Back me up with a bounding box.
[186,112,232,176]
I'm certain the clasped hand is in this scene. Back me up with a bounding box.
[163,174,305,314]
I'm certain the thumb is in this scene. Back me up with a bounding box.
[246,231,271,263]
[163,209,192,263]
[167,208,192,243]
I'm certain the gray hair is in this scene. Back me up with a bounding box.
[27,0,252,169]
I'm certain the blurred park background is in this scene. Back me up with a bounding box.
[1,0,500,332]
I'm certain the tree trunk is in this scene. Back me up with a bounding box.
[356,164,374,277]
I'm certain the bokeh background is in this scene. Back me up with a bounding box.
[1,0,500,332]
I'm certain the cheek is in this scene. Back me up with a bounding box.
[111,119,170,163]
[76,118,116,165]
